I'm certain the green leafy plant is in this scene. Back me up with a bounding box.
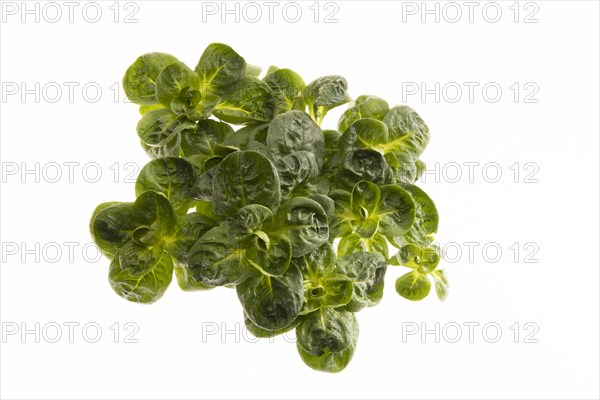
[90,43,447,373]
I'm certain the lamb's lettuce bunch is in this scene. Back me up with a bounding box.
[90,43,447,373]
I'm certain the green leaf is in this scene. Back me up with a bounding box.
[140,133,181,159]
[246,64,262,78]
[195,200,222,222]
[389,243,440,274]
[174,261,214,291]
[135,157,197,215]
[382,106,430,160]
[338,118,390,155]
[109,252,173,304]
[391,183,439,248]
[307,194,335,218]
[156,61,200,110]
[338,95,389,132]
[166,212,217,266]
[213,77,275,124]
[132,191,177,239]
[180,119,234,158]
[136,108,196,147]
[117,241,164,277]
[237,263,304,331]
[274,151,319,197]
[328,189,354,239]
[139,103,165,116]
[246,235,292,277]
[90,202,136,257]
[294,243,352,314]
[432,269,449,302]
[337,232,389,259]
[195,43,246,99]
[323,129,342,157]
[296,308,358,373]
[225,204,274,247]
[303,75,350,124]
[123,53,179,105]
[223,123,269,153]
[263,68,306,115]
[244,313,301,339]
[212,150,281,217]
[350,180,381,237]
[270,197,329,257]
[188,225,253,287]
[337,149,394,189]
[337,252,387,311]
[395,270,431,301]
[193,165,218,201]
[390,152,423,184]
[376,184,416,238]
[266,110,326,167]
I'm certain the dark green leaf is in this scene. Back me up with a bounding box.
[212,151,281,217]
[213,77,275,124]
[271,197,329,257]
[174,262,214,291]
[109,253,173,304]
[225,204,274,247]
[132,191,177,238]
[166,212,217,266]
[266,111,326,167]
[391,183,439,248]
[337,149,394,189]
[136,109,196,147]
[135,157,197,215]
[244,313,301,338]
[274,151,319,197]
[123,53,179,105]
[303,75,350,124]
[180,119,234,157]
[382,106,430,159]
[195,43,246,99]
[237,263,303,331]
[376,184,416,238]
[140,132,181,159]
[90,202,136,257]
[118,241,164,277]
[263,68,306,115]
[246,236,292,277]
[337,252,387,311]
[188,225,253,287]
[156,61,200,109]
[294,243,352,314]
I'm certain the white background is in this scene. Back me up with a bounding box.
[1,1,599,399]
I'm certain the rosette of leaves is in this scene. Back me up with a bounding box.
[90,42,448,373]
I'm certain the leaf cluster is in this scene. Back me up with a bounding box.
[91,43,447,373]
